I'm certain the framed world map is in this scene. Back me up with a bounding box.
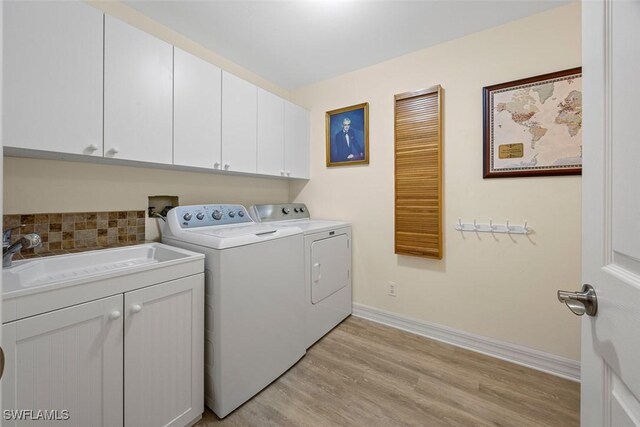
[482,67,582,178]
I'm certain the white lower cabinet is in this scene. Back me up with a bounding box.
[124,275,204,427]
[2,275,204,427]
[2,295,124,427]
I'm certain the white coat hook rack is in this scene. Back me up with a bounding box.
[455,218,532,235]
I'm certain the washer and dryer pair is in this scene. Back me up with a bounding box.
[162,203,351,419]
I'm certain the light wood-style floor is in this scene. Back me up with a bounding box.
[194,316,580,426]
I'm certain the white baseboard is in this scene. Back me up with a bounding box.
[352,303,580,382]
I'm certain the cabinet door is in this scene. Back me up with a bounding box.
[2,295,123,427]
[257,89,285,176]
[124,274,204,427]
[221,72,257,173]
[104,16,173,164]
[284,101,310,179]
[174,48,222,169]
[3,1,103,155]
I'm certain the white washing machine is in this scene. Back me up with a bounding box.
[250,203,352,348]
[162,204,305,418]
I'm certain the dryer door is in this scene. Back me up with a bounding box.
[311,234,350,304]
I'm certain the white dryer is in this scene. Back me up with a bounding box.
[250,203,352,348]
[162,204,305,418]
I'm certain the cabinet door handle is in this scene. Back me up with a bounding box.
[0,346,4,380]
[87,144,99,152]
[224,163,231,170]
[109,310,122,320]
[214,162,220,169]
[130,304,142,314]
[107,147,119,156]
[286,171,291,176]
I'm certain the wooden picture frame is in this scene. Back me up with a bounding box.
[326,103,369,167]
[483,67,582,178]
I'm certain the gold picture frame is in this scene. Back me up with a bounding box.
[325,102,369,167]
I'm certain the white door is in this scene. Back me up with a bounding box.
[104,16,173,164]
[284,101,310,179]
[124,275,204,427]
[257,88,285,176]
[574,1,640,425]
[174,47,222,169]
[3,1,103,156]
[221,71,257,173]
[1,0,5,411]
[2,295,124,427]
[311,234,350,304]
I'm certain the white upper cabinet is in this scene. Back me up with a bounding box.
[221,71,257,174]
[285,101,310,179]
[257,88,285,176]
[104,16,173,164]
[3,1,103,155]
[3,3,309,179]
[174,47,222,169]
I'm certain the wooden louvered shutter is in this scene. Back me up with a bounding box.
[394,85,443,259]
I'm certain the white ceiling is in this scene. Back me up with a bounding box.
[125,0,570,90]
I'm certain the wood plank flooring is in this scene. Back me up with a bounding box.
[194,316,580,426]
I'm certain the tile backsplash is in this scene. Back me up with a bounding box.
[3,211,146,258]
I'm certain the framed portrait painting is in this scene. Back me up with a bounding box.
[326,103,369,167]
[483,67,582,178]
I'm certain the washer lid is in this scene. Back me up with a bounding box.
[169,223,302,249]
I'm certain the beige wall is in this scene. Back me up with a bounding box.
[4,158,290,240]
[290,3,582,360]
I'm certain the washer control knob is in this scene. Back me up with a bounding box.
[294,208,300,213]
[212,210,222,220]
[183,213,193,221]
[300,207,306,212]
[282,207,290,214]
[196,212,205,220]
[228,211,236,218]
[238,210,245,217]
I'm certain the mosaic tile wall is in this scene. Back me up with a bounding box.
[3,211,146,259]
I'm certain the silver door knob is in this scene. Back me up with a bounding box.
[557,284,598,316]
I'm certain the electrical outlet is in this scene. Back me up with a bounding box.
[388,281,397,297]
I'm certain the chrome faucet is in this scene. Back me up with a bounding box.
[3,225,42,268]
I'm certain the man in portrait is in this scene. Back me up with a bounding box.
[333,117,364,162]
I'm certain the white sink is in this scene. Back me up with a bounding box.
[3,243,203,296]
